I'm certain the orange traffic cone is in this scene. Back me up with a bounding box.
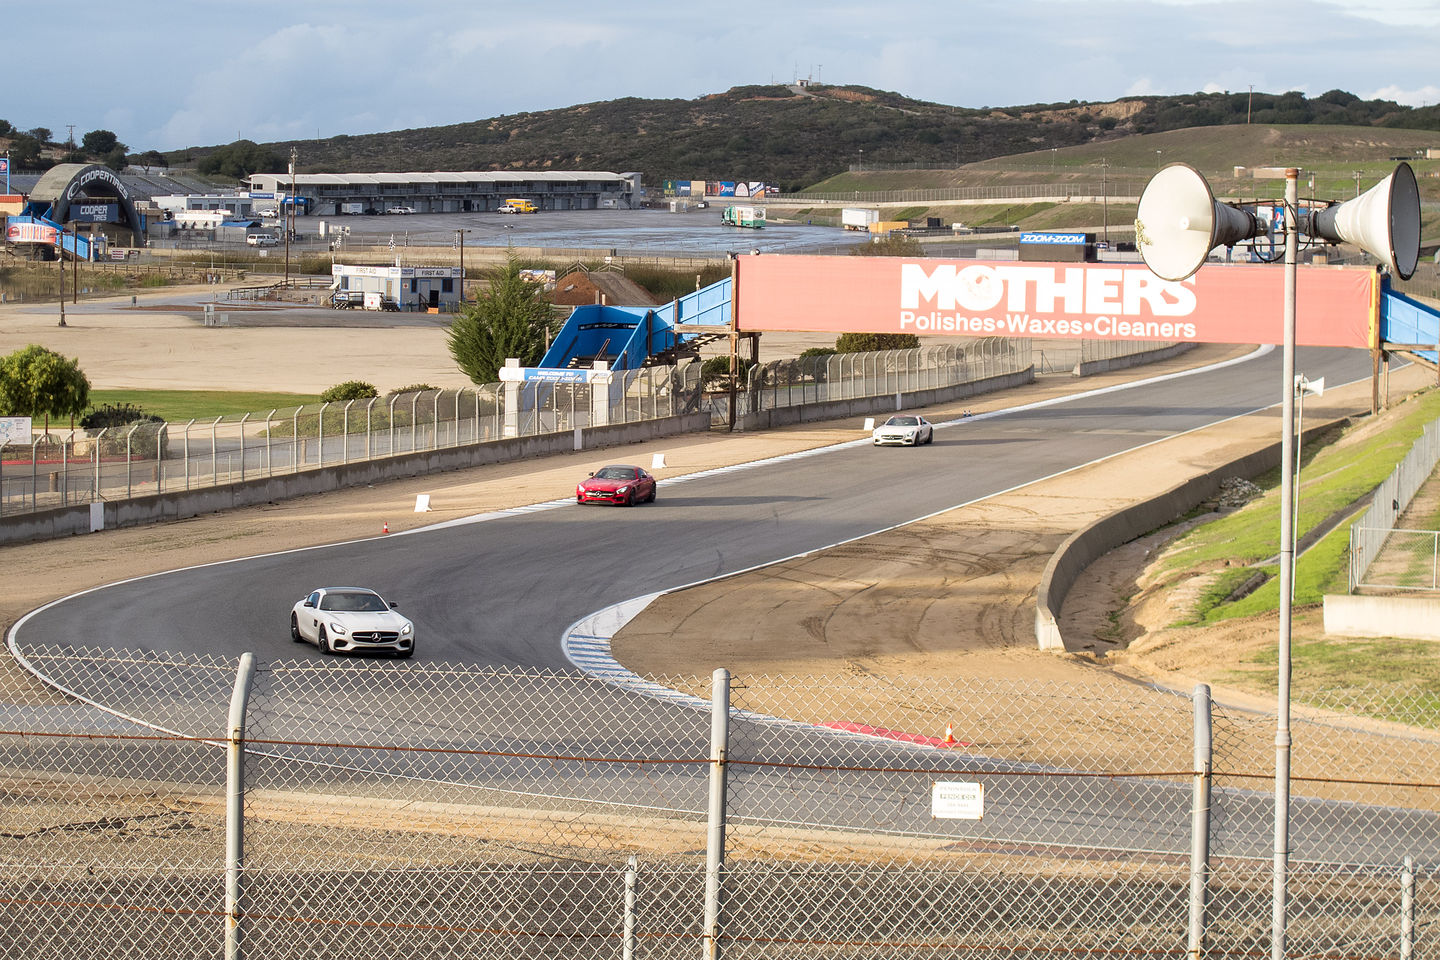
[943,723,955,746]
[382,521,389,534]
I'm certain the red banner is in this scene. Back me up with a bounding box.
[735,256,1378,349]
[6,222,59,246]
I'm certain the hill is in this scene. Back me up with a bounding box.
[170,86,1440,192]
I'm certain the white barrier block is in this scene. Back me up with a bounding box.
[651,453,667,469]
[863,418,875,431]
[414,494,432,513]
[89,501,105,533]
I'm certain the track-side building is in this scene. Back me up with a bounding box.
[246,171,640,216]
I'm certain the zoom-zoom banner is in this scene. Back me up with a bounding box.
[735,256,1377,349]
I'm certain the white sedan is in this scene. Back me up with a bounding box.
[872,414,934,446]
[290,586,415,658]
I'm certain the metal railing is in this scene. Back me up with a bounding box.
[779,181,1144,204]
[0,366,701,519]
[731,340,1026,421]
[4,651,1438,959]
[1349,417,1440,591]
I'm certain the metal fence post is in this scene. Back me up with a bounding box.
[238,414,249,483]
[1190,683,1212,960]
[225,652,257,960]
[703,668,730,960]
[125,423,140,498]
[623,854,639,960]
[1400,855,1414,960]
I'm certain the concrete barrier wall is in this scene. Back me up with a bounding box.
[1034,419,1345,650]
[1323,594,1440,641]
[1074,342,1195,377]
[735,368,1035,432]
[1,413,711,546]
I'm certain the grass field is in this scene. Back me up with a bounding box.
[88,389,322,422]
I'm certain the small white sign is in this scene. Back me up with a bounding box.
[931,781,984,820]
[0,417,32,445]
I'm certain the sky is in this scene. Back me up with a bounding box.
[5,0,1439,153]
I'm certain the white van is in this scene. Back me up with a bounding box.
[246,233,279,247]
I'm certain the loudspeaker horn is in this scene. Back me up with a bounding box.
[1307,162,1419,280]
[1135,163,1269,281]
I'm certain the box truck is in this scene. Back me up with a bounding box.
[842,208,879,231]
[721,205,765,229]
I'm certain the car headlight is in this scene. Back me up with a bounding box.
[328,621,347,635]
[577,484,584,494]
[401,623,412,636]
[618,485,629,494]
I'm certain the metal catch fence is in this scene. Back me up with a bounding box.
[1349,417,1440,591]
[4,648,1438,959]
[0,365,701,519]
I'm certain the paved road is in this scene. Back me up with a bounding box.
[14,344,1434,865]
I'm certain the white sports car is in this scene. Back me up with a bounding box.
[291,586,415,658]
[872,414,934,446]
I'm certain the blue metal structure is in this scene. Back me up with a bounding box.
[1381,281,1440,362]
[539,276,732,370]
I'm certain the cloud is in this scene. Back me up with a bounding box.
[1365,84,1440,107]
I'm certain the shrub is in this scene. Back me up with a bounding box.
[835,333,921,353]
[387,384,438,396]
[320,380,378,402]
[80,402,163,430]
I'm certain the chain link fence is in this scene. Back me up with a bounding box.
[5,647,1437,958]
[1350,417,1440,591]
[0,365,701,519]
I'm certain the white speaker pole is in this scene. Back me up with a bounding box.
[1273,166,1298,960]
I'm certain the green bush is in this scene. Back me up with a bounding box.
[835,333,921,353]
[320,381,378,402]
[80,402,163,430]
[387,384,438,396]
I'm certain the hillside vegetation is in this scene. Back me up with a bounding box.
[167,86,1440,192]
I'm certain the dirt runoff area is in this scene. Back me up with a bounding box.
[0,287,1431,724]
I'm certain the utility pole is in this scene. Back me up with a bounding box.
[284,147,296,286]
[58,232,66,327]
[1247,85,1254,124]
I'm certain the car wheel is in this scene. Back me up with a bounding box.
[925,432,934,445]
[317,625,334,654]
[646,486,656,503]
[290,613,303,642]
[623,491,635,507]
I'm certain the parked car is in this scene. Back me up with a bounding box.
[872,414,934,446]
[246,233,279,247]
[291,586,415,657]
[386,206,415,215]
[577,464,657,506]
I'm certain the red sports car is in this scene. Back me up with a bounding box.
[577,464,657,506]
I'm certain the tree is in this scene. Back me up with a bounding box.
[8,135,42,168]
[0,345,91,434]
[81,129,123,155]
[103,147,128,171]
[447,258,556,383]
[27,127,51,143]
[0,119,12,137]
[134,149,169,168]
[849,234,924,258]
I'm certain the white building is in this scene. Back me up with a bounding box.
[332,264,463,312]
[248,170,640,215]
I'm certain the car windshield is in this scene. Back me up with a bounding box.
[320,591,388,612]
[885,417,919,426]
[594,466,635,480]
